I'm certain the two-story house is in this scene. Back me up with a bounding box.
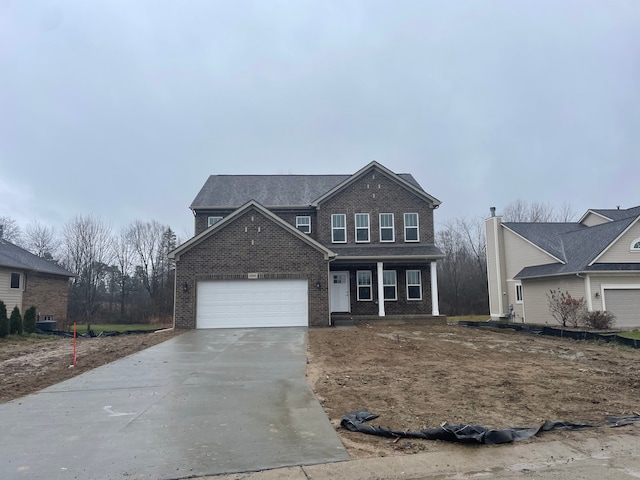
[170,161,444,328]
[486,205,640,328]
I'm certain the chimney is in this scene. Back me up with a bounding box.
[490,207,496,217]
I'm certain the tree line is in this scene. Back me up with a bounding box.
[1,215,179,328]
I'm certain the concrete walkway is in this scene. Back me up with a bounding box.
[0,328,348,480]
[201,430,640,480]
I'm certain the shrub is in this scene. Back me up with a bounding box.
[23,306,37,334]
[9,306,22,335]
[547,289,586,327]
[0,301,7,338]
[582,310,616,330]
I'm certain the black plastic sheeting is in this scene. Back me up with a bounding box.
[456,321,640,349]
[341,410,640,445]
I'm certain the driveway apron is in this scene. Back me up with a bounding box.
[0,328,349,479]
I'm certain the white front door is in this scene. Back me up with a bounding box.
[330,271,350,313]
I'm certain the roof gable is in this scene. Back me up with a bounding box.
[171,200,336,260]
[578,206,640,224]
[0,239,74,277]
[311,161,441,207]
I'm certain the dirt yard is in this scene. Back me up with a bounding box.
[306,323,640,459]
[2,323,639,461]
[0,330,181,403]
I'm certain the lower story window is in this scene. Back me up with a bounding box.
[10,272,20,289]
[515,284,523,303]
[357,270,372,301]
[383,270,397,300]
[406,270,422,300]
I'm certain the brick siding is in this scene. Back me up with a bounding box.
[22,273,70,325]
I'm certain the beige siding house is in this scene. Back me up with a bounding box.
[485,206,640,328]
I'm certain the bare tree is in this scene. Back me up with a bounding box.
[547,289,586,328]
[61,215,113,323]
[437,218,488,316]
[23,220,60,260]
[0,216,23,244]
[113,226,135,320]
[502,200,576,222]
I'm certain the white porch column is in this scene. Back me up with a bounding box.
[430,261,440,316]
[377,261,385,317]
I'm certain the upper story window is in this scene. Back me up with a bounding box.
[208,216,223,227]
[10,272,20,289]
[332,214,347,243]
[296,216,311,234]
[357,270,372,301]
[383,270,397,301]
[380,213,394,242]
[631,238,640,251]
[355,213,370,243]
[404,213,419,242]
[406,270,422,300]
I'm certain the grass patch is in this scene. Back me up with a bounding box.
[67,323,171,334]
[0,333,59,344]
[617,330,640,340]
[447,315,491,323]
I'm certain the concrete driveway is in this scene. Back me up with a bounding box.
[0,328,349,480]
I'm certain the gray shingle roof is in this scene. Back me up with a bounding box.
[330,244,444,259]
[191,173,423,208]
[503,222,585,261]
[589,206,640,221]
[0,239,74,277]
[512,211,640,279]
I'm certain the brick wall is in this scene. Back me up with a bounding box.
[175,206,330,328]
[22,273,70,325]
[315,166,436,246]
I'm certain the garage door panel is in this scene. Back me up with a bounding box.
[197,279,308,328]
[604,289,640,328]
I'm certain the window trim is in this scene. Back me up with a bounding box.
[207,216,223,227]
[357,270,372,301]
[296,215,311,234]
[404,213,420,242]
[406,270,422,300]
[631,238,640,251]
[383,270,397,301]
[515,283,523,304]
[10,272,20,289]
[332,214,347,243]
[379,213,395,242]
[355,213,370,243]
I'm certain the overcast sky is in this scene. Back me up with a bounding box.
[1,0,638,240]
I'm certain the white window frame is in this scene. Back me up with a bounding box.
[404,213,419,242]
[515,283,523,304]
[355,213,370,243]
[357,270,372,301]
[332,214,347,243]
[208,216,223,227]
[296,216,311,234]
[406,270,422,300]
[379,213,395,242]
[631,238,640,251]
[383,270,397,301]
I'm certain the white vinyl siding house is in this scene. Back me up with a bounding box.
[0,268,23,312]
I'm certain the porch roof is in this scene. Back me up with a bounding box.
[329,244,444,263]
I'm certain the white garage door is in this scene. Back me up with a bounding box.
[604,289,640,328]
[196,279,308,328]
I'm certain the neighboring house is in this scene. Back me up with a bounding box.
[486,206,640,328]
[0,234,74,324]
[170,161,444,329]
